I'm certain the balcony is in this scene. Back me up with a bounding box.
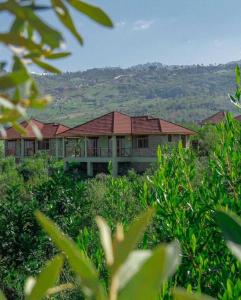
[65,147,157,158]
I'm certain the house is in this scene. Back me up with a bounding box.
[57,112,196,176]
[2,119,69,160]
[1,112,196,176]
[200,111,241,126]
[200,111,228,126]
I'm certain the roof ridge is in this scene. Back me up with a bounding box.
[201,111,227,123]
[58,111,115,135]
[159,117,197,133]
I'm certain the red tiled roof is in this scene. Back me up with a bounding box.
[2,119,69,139]
[235,115,241,122]
[200,111,227,125]
[58,112,195,137]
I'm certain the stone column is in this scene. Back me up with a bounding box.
[112,136,118,177]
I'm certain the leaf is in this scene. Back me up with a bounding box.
[216,209,241,262]
[45,52,71,59]
[13,56,28,73]
[30,96,51,109]
[111,208,155,275]
[0,110,21,124]
[35,211,107,300]
[0,96,14,109]
[46,283,75,297]
[26,79,39,100]
[68,0,113,28]
[96,216,114,266]
[32,59,61,74]
[12,122,27,136]
[2,1,62,49]
[173,288,215,300]
[26,255,64,300]
[118,241,181,300]
[10,18,25,34]
[0,70,30,89]
[236,65,240,86]
[0,289,7,300]
[116,250,152,290]
[52,0,83,45]
[31,122,43,140]
[0,33,43,52]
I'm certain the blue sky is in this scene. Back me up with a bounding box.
[1,0,241,71]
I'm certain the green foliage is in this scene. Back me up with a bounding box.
[229,66,241,109]
[0,115,240,299]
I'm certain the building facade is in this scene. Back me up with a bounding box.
[1,112,196,176]
[2,119,69,160]
[58,112,196,176]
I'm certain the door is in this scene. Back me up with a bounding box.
[117,136,125,156]
[6,140,17,156]
[24,140,35,156]
[88,137,99,156]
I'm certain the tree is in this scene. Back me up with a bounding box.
[0,0,113,135]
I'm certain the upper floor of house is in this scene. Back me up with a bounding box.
[1,119,69,158]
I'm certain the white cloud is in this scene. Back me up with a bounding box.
[132,20,155,31]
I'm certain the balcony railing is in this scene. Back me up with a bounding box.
[6,149,17,156]
[65,147,157,158]
[87,148,111,157]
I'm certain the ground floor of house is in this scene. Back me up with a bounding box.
[64,156,157,177]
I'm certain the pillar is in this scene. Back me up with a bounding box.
[111,136,118,177]
[84,136,88,157]
[20,138,24,158]
[55,138,59,158]
[4,140,7,157]
[35,139,38,155]
[62,138,65,158]
[87,161,93,177]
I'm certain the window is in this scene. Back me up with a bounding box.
[88,137,99,156]
[38,139,50,150]
[168,135,172,142]
[6,140,16,155]
[136,136,148,148]
[24,140,35,156]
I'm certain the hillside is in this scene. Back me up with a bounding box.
[32,62,239,127]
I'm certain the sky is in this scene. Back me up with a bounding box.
[1,0,241,71]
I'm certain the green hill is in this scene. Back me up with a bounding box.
[32,62,239,127]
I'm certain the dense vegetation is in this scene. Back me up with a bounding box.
[0,115,240,299]
[32,62,240,126]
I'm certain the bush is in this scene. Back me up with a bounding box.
[0,115,240,299]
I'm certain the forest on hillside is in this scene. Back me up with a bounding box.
[32,62,239,126]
